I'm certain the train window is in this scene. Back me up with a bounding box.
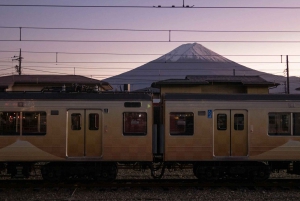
[293,113,300,136]
[123,112,147,135]
[71,113,81,130]
[217,114,227,130]
[234,114,244,130]
[89,113,99,130]
[22,112,47,136]
[268,113,291,136]
[169,112,194,135]
[0,112,20,135]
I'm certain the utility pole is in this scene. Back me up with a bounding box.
[12,49,23,75]
[286,55,290,94]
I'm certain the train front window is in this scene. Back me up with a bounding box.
[22,112,47,136]
[268,113,291,136]
[169,112,194,136]
[0,112,20,135]
[123,112,147,136]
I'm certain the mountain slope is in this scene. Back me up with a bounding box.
[104,43,298,94]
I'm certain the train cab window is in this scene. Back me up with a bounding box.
[0,112,20,135]
[123,112,147,136]
[22,112,46,136]
[71,113,81,130]
[170,112,194,135]
[217,114,227,130]
[89,113,99,130]
[234,114,244,130]
[268,113,291,136]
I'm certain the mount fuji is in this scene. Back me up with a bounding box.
[104,43,299,94]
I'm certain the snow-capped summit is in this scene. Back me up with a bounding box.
[104,43,298,94]
[156,43,230,63]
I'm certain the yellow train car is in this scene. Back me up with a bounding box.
[2,91,300,181]
[163,93,300,180]
[0,92,153,180]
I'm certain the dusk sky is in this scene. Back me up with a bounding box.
[1,0,300,82]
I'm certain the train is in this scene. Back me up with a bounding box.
[1,91,300,181]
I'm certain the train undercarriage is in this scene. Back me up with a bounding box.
[1,161,300,181]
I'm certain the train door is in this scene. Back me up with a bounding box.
[214,110,248,157]
[67,110,102,157]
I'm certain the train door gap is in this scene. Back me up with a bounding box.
[214,109,248,157]
[67,109,102,158]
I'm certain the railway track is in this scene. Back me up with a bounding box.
[0,179,300,190]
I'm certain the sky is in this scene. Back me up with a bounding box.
[0,0,300,83]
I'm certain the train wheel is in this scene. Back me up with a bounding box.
[252,169,270,181]
[251,163,270,181]
[41,165,62,181]
[194,164,218,181]
[95,162,118,181]
[204,167,218,181]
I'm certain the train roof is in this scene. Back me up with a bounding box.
[164,93,300,101]
[0,92,152,101]
[152,75,279,88]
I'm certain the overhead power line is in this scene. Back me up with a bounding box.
[1,5,300,9]
[3,61,300,64]
[2,39,300,43]
[2,49,300,57]
[2,26,300,33]
[2,26,300,43]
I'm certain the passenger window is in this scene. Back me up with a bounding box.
[293,113,300,136]
[123,112,147,135]
[22,112,47,136]
[89,113,99,130]
[71,113,81,130]
[0,112,20,135]
[268,113,291,136]
[234,114,244,130]
[217,114,227,130]
[170,112,194,135]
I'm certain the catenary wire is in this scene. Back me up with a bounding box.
[2,39,300,43]
[2,26,300,33]
[1,5,300,9]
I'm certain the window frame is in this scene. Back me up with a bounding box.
[234,114,244,131]
[123,112,147,136]
[293,113,300,136]
[268,112,291,136]
[22,111,47,136]
[0,112,21,136]
[169,112,194,136]
[89,113,99,130]
[217,114,227,131]
[0,111,47,136]
[71,113,82,131]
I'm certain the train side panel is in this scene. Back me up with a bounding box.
[0,100,67,162]
[101,101,153,161]
[0,94,153,162]
[163,95,300,162]
[164,101,213,161]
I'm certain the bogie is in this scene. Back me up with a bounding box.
[193,162,270,181]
